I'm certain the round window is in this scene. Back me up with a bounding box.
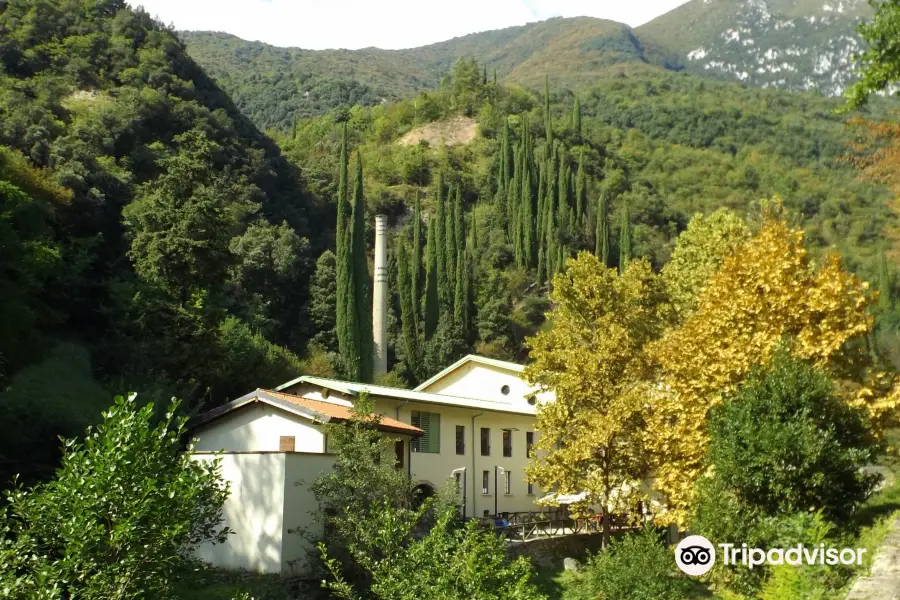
[501,385,510,395]
[527,396,537,406]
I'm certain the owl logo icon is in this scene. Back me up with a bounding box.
[675,535,716,576]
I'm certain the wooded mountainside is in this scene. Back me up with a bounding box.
[1,0,899,483]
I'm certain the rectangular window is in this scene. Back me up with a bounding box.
[503,429,512,457]
[480,427,490,456]
[504,470,512,495]
[411,411,441,453]
[526,431,534,458]
[528,482,534,496]
[482,470,490,495]
[455,425,465,455]
[279,436,295,452]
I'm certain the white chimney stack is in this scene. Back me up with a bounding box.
[372,215,388,377]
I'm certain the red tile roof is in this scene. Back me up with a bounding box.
[261,389,423,437]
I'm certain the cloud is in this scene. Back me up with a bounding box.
[133,0,691,50]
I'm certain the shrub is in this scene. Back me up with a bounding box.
[0,394,231,600]
[563,527,691,600]
[707,345,877,522]
[322,499,546,600]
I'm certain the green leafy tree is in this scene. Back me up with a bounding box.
[846,0,900,107]
[124,128,256,299]
[706,345,877,521]
[308,393,414,583]
[661,208,750,322]
[0,394,231,600]
[310,250,339,352]
[228,219,311,345]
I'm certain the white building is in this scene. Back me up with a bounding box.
[190,354,553,576]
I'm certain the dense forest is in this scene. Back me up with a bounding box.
[1,0,898,484]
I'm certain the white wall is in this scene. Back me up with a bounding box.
[282,453,336,575]
[192,453,286,574]
[420,362,555,410]
[193,403,326,453]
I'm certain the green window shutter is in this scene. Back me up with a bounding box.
[412,411,441,453]
[427,412,440,453]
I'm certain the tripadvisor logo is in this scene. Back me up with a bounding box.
[674,535,867,576]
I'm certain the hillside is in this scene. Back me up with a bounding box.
[180,18,682,131]
[281,62,898,391]
[638,0,872,95]
[0,0,325,481]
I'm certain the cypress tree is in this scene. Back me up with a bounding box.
[482,65,488,85]
[544,75,553,148]
[290,117,298,140]
[396,239,420,376]
[596,192,610,267]
[575,149,586,230]
[619,200,632,274]
[424,216,439,339]
[434,173,450,312]
[879,250,893,312]
[493,68,497,86]
[454,185,465,266]
[454,250,467,333]
[334,123,358,379]
[412,194,423,328]
[446,184,459,315]
[351,151,373,382]
[573,96,582,141]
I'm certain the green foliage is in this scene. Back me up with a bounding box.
[0,0,318,431]
[708,345,877,521]
[662,208,750,321]
[0,393,231,599]
[307,393,414,580]
[322,499,546,600]
[0,178,60,370]
[309,250,338,352]
[846,0,900,107]
[0,342,111,483]
[563,527,691,600]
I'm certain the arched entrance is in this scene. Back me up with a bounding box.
[412,482,435,508]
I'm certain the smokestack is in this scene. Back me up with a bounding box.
[372,215,388,377]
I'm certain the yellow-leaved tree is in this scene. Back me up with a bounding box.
[646,211,897,525]
[524,253,669,547]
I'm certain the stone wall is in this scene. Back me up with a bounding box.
[507,533,607,570]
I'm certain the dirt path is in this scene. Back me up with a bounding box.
[846,517,900,600]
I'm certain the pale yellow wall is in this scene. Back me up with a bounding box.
[282,453,336,575]
[374,398,544,519]
[192,453,286,574]
[193,403,326,453]
[421,363,531,406]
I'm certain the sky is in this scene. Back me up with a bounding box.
[133,0,692,50]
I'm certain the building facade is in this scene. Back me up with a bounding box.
[190,354,553,575]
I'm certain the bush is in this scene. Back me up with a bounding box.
[707,345,877,522]
[0,394,231,600]
[563,527,691,600]
[322,499,546,600]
